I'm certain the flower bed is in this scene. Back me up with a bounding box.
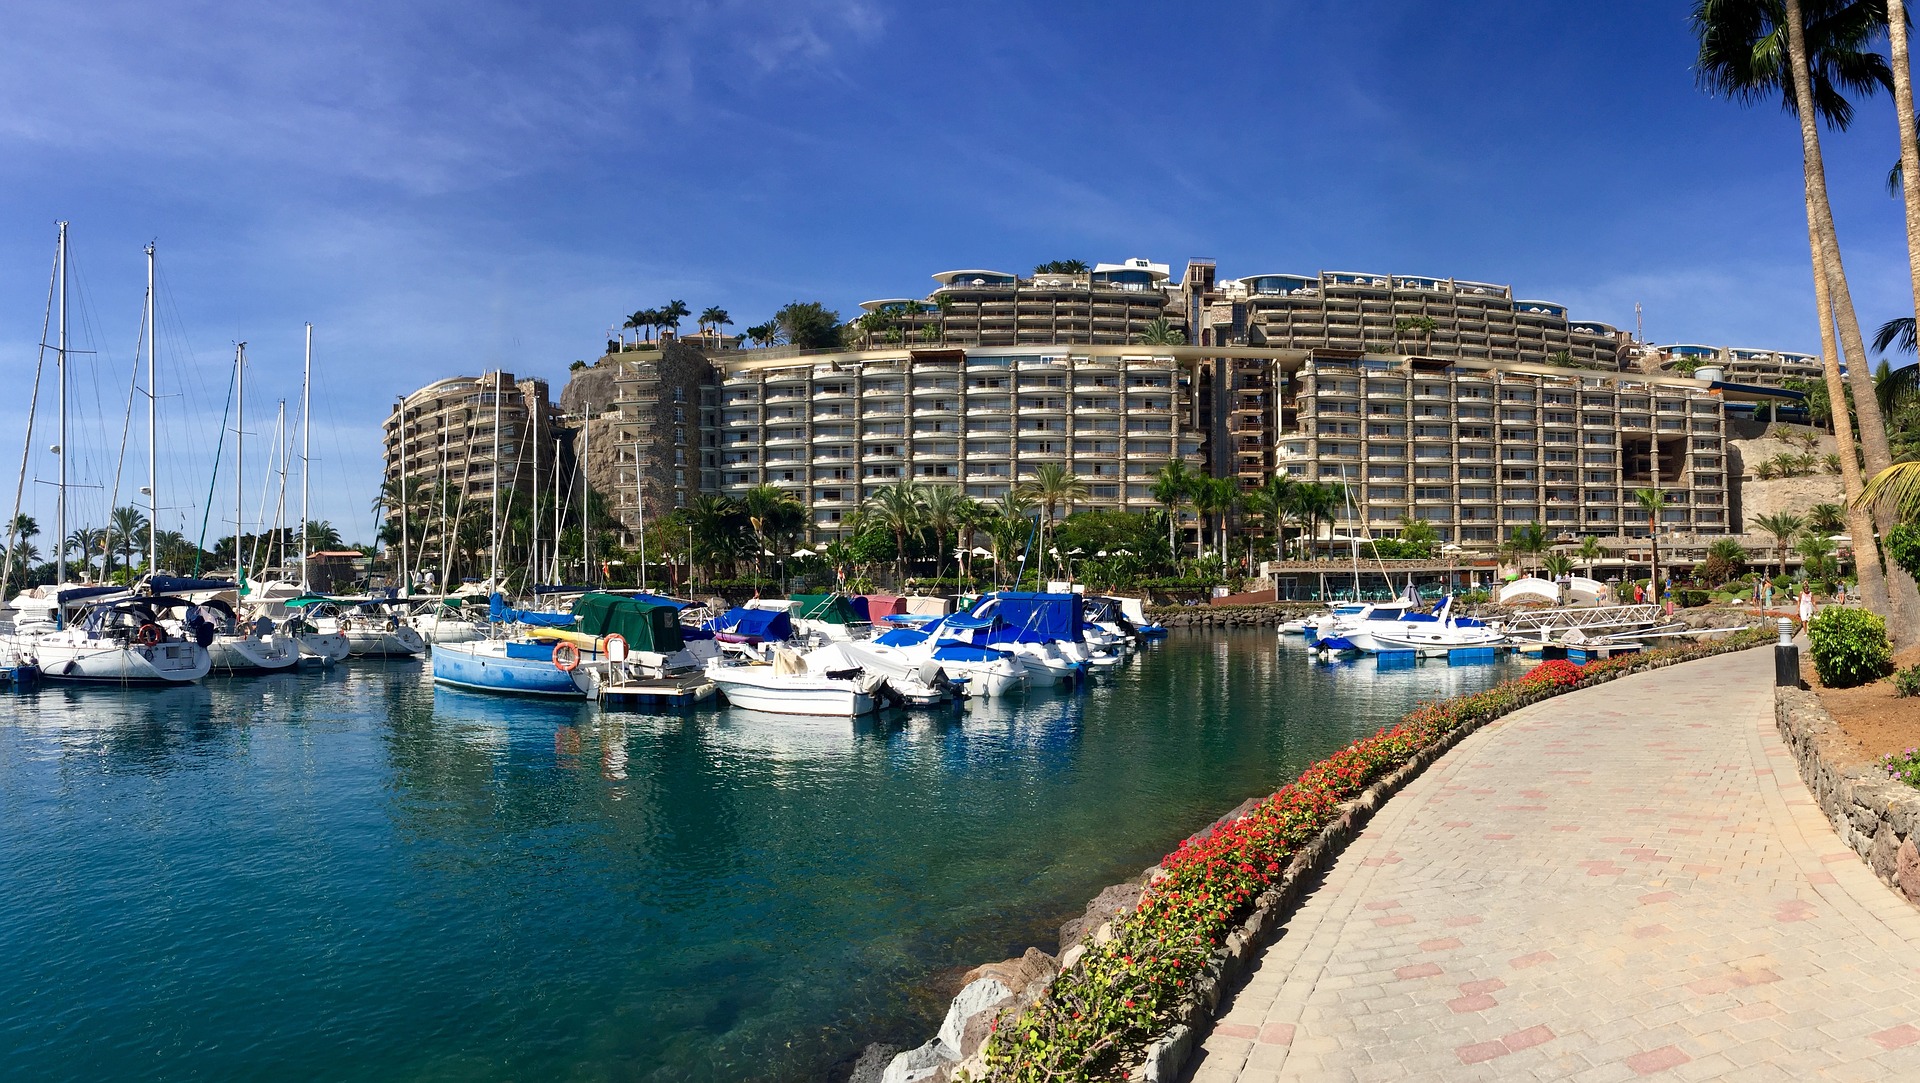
[977,627,1774,1082]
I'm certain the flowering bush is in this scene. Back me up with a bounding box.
[978,626,1774,1082]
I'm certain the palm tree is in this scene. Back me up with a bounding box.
[659,300,691,338]
[920,485,974,583]
[10,514,37,545]
[304,521,344,551]
[861,479,927,584]
[1504,522,1549,576]
[1807,502,1846,536]
[109,505,150,574]
[1396,514,1438,556]
[685,494,746,584]
[1188,476,1240,564]
[742,484,804,583]
[1133,317,1186,346]
[1694,0,1900,622]
[699,307,732,342]
[1634,489,1669,596]
[1752,511,1806,581]
[1392,315,1437,354]
[1150,459,1195,555]
[1577,535,1605,577]
[935,295,956,343]
[1798,531,1839,587]
[1292,482,1343,559]
[1248,474,1298,561]
[1541,552,1575,580]
[1016,464,1089,580]
[63,527,103,577]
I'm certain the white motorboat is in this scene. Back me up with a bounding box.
[706,649,882,717]
[865,620,1028,699]
[809,641,954,706]
[1364,597,1506,653]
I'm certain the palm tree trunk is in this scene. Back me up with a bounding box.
[1809,220,1890,616]
[1893,0,1920,336]
[1783,0,1909,636]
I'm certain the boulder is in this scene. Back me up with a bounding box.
[1059,881,1144,950]
[959,947,1058,998]
[1900,839,1920,903]
[881,1038,952,1083]
[938,977,1012,1053]
[847,1043,901,1083]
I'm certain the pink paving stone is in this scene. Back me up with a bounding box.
[1520,789,1547,798]
[1395,962,1444,980]
[1686,976,1735,995]
[1510,951,1556,969]
[1807,870,1837,885]
[1587,864,1626,876]
[1214,1023,1258,1039]
[1362,899,1403,910]
[1484,833,1516,840]
[1669,827,1702,836]
[1639,891,1679,905]
[1257,1022,1295,1046]
[1421,937,1464,951]
[1456,1040,1510,1065]
[1820,852,1857,863]
[1375,914,1415,926]
[1870,1024,1920,1050]
[1503,1024,1555,1052]
[1625,1045,1692,1074]
[1732,968,1781,987]
[1631,924,1670,938]
[1449,993,1499,1013]
[1446,915,1484,927]
[1459,978,1507,995]
[1550,824,1582,832]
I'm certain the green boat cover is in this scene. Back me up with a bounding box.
[790,593,860,624]
[570,592,685,652]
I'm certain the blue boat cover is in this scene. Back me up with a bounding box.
[937,613,996,631]
[630,592,695,610]
[488,593,578,628]
[144,576,237,595]
[874,628,929,647]
[52,584,126,606]
[967,592,1084,644]
[710,606,793,641]
[931,643,1007,663]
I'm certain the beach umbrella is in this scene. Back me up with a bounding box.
[790,548,814,559]
[970,547,992,557]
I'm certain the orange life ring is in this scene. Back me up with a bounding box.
[135,623,163,647]
[603,633,628,662]
[552,642,581,672]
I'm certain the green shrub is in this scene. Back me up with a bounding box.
[1676,589,1711,608]
[1896,664,1920,699]
[1890,524,1920,581]
[1883,748,1920,788]
[1807,606,1894,688]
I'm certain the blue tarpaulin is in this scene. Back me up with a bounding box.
[488,593,578,628]
[873,628,929,647]
[967,592,1084,644]
[710,607,792,641]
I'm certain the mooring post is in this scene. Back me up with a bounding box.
[1774,617,1799,689]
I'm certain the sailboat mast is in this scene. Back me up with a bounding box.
[146,242,157,576]
[488,372,501,589]
[234,343,245,585]
[273,400,288,577]
[636,438,646,592]
[551,432,560,583]
[55,221,67,587]
[581,403,591,586]
[530,396,539,589]
[299,324,311,591]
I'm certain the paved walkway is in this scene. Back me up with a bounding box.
[1188,648,1920,1081]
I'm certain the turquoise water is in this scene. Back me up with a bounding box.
[0,632,1524,1081]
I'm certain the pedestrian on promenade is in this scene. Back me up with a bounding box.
[1799,587,1814,626]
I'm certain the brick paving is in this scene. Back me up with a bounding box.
[1187,648,1920,1081]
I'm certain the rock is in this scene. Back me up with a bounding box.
[1059,881,1144,950]
[959,947,1058,998]
[881,1038,953,1083]
[939,977,1012,1052]
[957,993,1015,1059]
[1900,839,1920,903]
[1872,823,1903,881]
[1058,943,1086,971]
[848,1043,902,1083]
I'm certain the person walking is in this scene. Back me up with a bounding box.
[1799,586,1814,627]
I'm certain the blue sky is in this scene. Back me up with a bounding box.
[1,0,1914,547]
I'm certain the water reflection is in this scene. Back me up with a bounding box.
[0,631,1526,1082]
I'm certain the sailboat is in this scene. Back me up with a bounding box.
[4,228,211,684]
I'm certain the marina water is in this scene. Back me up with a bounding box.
[0,631,1525,1080]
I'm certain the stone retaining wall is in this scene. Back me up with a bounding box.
[1146,603,1319,628]
[1774,686,1920,903]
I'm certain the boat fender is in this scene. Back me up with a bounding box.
[135,623,164,647]
[552,642,582,672]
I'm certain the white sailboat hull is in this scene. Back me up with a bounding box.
[21,632,211,684]
[705,663,876,717]
[206,633,299,673]
[345,626,425,657]
[295,631,350,664]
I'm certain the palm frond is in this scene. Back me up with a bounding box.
[1858,460,1920,521]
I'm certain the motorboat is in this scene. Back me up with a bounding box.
[4,588,212,685]
[806,640,955,706]
[1364,596,1506,653]
[961,592,1092,688]
[706,648,883,717]
[788,593,872,642]
[866,615,1029,698]
[563,592,719,707]
[1111,596,1168,639]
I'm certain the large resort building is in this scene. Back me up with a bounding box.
[384,259,1809,559]
[381,373,558,555]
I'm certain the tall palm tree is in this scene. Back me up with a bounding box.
[742,484,803,583]
[1504,522,1549,576]
[1016,464,1089,581]
[920,485,973,583]
[658,300,691,338]
[986,490,1036,584]
[1577,534,1605,578]
[109,505,150,574]
[1885,0,1920,423]
[1149,459,1195,556]
[699,306,732,342]
[862,479,927,585]
[1753,511,1807,582]
[1189,476,1241,563]
[1132,317,1186,346]
[1634,489,1669,597]
[63,527,103,577]
[1292,481,1343,559]
[304,520,344,551]
[1694,0,1902,624]
[1248,474,1298,561]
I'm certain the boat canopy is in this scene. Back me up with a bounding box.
[935,612,996,631]
[792,593,861,625]
[873,628,930,647]
[487,593,577,628]
[570,592,685,653]
[630,592,696,610]
[967,592,1084,644]
[47,584,126,607]
[858,594,905,619]
[931,643,1009,664]
[280,595,336,608]
[711,606,793,641]
[145,575,238,595]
